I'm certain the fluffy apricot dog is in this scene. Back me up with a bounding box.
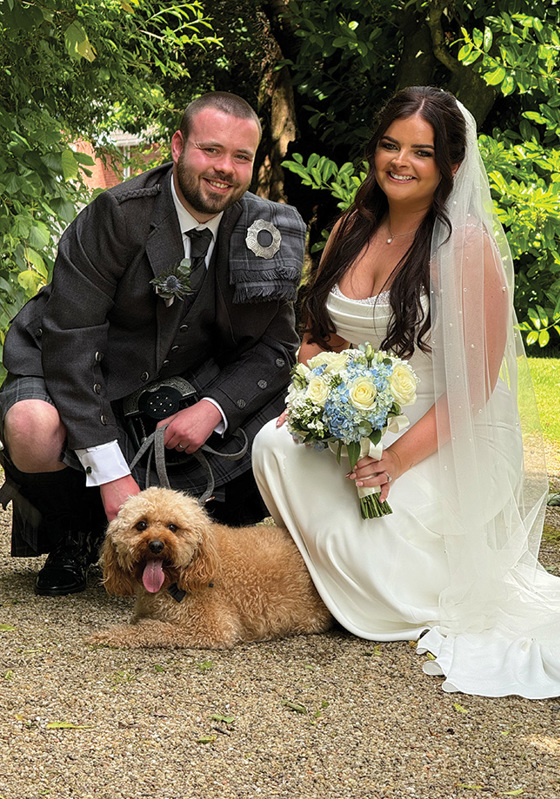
[90,486,332,649]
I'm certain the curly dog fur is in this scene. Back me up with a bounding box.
[90,487,332,649]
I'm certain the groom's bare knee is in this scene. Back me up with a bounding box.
[3,400,67,473]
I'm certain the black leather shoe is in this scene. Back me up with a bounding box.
[35,543,89,596]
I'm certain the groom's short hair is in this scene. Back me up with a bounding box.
[179,92,262,140]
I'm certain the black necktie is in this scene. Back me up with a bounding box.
[186,228,213,293]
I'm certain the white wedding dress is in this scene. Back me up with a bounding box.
[253,288,560,698]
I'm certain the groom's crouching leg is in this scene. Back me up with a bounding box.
[1,455,106,596]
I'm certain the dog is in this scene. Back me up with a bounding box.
[90,486,332,649]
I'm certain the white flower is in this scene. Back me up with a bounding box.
[389,362,418,406]
[349,377,377,410]
[308,350,349,373]
[306,376,329,406]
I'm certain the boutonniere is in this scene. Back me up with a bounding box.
[150,258,193,307]
[246,219,282,259]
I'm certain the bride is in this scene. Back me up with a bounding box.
[252,86,560,698]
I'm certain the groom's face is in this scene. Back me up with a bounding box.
[172,107,260,223]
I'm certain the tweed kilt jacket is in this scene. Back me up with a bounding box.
[3,163,306,493]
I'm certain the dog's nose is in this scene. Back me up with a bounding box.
[148,540,164,555]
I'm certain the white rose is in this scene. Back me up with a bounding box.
[349,377,377,410]
[294,363,309,378]
[389,363,417,406]
[306,376,329,406]
[308,350,349,374]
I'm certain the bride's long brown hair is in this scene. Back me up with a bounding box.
[301,86,466,358]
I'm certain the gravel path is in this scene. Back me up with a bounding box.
[1,483,560,799]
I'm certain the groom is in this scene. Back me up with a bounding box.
[0,91,305,595]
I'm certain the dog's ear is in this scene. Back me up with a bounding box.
[177,530,219,592]
[100,534,136,596]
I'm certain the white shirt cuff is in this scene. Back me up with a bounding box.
[76,441,132,487]
[203,397,228,435]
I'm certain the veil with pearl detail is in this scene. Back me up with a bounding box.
[416,99,558,697]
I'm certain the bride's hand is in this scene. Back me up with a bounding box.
[276,409,288,427]
[347,449,403,503]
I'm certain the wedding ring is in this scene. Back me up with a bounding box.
[177,444,185,450]
[384,472,392,483]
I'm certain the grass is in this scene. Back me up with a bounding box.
[528,356,560,445]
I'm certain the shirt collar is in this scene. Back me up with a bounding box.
[170,173,223,240]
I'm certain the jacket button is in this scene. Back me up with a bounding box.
[257,379,267,389]
[36,327,43,338]
[171,345,179,352]
[162,359,170,366]
[100,415,108,425]
[95,351,103,363]
[275,357,285,367]
[179,324,189,332]
[93,383,101,394]
[236,399,246,409]
[141,372,150,382]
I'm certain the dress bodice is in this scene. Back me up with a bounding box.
[326,289,433,425]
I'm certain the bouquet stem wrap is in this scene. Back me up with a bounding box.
[335,413,409,519]
[355,438,392,518]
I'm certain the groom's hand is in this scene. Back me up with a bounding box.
[157,400,222,453]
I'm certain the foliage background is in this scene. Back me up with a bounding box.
[1,0,559,357]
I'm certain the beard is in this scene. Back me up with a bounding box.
[176,155,249,217]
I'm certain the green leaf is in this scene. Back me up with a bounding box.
[46,721,94,730]
[502,75,516,96]
[346,440,361,469]
[211,714,235,724]
[28,223,50,250]
[18,269,42,293]
[65,21,97,63]
[283,700,308,714]
[527,307,541,328]
[453,702,468,714]
[472,28,484,48]
[24,248,47,278]
[485,66,507,86]
[61,149,79,181]
[526,331,539,345]
[197,735,217,744]
[538,329,550,347]
[0,624,16,632]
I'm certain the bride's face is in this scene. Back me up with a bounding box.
[374,113,441,211]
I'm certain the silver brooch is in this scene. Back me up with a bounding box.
[245,219,282,259]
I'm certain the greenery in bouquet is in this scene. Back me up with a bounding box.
[285,343,418,518]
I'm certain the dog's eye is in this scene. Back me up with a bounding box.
[135,520,148,531]
[168,523,178,533]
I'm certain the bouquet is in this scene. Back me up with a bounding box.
[285,342,418,518]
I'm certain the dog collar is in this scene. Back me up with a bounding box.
[167,582,187,603]
[167,581,214,602]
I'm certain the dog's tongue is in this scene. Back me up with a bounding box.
[142,560,165,593]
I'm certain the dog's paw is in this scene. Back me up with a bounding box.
[87,627,128,648]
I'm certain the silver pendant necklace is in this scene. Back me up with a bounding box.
[386,226,417,244]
